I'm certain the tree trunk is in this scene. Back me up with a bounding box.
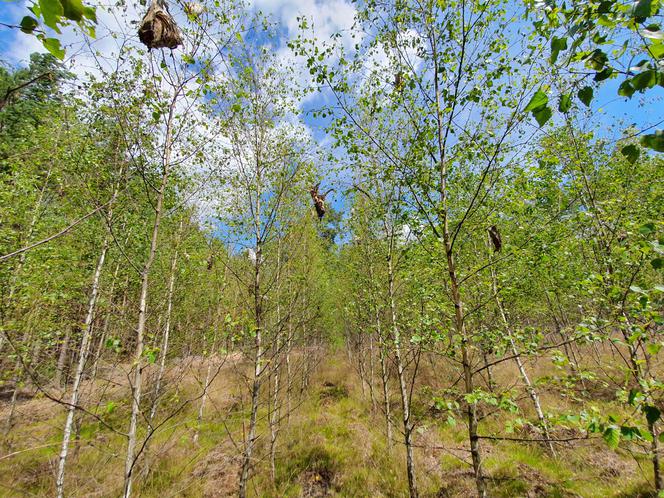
[269,363,280,483]
[194,295,220,445]
[238,248,263,498]
[148,219,183,425]
[489,250,555,456]
[239,159,265,498]
[123,90,177,498]
[376,307,393,448]
[193,360,213,445]
[92,236,127,380]
[649,421,663,492]
[431,26,486,497]
[357,333,367,399]
[387,253,418,498]
[0,164,53,357]
[285,317,293,424]
[368,333,377,413]
[56,237,109,497]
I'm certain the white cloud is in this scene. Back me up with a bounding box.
[250,0,356,47]
[0,0,340,221]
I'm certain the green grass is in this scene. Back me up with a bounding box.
[0,355,659,497]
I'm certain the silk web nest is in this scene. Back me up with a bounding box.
[138,0,183,50]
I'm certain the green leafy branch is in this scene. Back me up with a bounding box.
[16,0,97,60]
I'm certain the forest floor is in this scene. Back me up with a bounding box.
[0,350,657,497]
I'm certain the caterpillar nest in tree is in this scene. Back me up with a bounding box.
[138,0,183,50]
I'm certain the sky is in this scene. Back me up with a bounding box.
[1,0,662,231]
[0,0,356,219]
[2,0,661,133]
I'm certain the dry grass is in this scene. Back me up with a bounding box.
[0,347,658,497]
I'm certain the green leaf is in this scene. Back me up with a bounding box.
[594,67,613,81]
[82,6,96,22]
[634,0,654,19]
[620,425,641,440]
[631,70,658,91]
[618,80,635,98]
[550,36,567,64]
[145,349,157,364]
[61,0,84,21]
[640,222,656,235]
[620,144,640,164]
[524,89,548,112]
[533,105,552,127]
[578,86,593,107]
[42,37,65,60]
[587,49,608,70]
[106,401,116,414]
[651,42,664,60]
[641,130,664,152]
[651,257,663,269]
[603,425,620,449]
[646,343,662,355]
[644,405,661,425]
[39,0,64,32]
[558,93,572,113]
[640,428,654,442]
[20,16,39,34]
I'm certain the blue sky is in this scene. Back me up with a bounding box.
[1,0,660,134]
[1,0,661,226]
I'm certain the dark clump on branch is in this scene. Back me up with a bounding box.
[138,0,183,50]
[309,183,334,220]
[488,225,502,252]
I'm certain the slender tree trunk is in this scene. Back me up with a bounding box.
[2,292,44,435]
[482,351,495,393]
[239,158,264,498]
[0,165,54,432]
[387,252,418,498]
[54,326,72,388]
[368,333,377,413]
[0,164,53,357]
[269,362,280,483]
[489,249,554,456]
[649,420,663,492]
[239,249,263,498]
[30,337,42,369]
[194,294,221,445]
[376,307,393,448]
[123,90,178,498]
[193,360,213,445]
[269,240,284,484]
[300,336,310,394]
[357,334,367,399]
[92,236,127,380]
[148,220,183,424]
[285,318,293,424]
[3,328,31,435]
[56,237,109,497]
[431,23,486,497]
